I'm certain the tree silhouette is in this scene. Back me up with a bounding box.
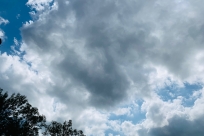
[0,88,46,135]
[43,120,86,136]
[0,88,86,135]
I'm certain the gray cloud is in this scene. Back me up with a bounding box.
[0,1,200,135]
[138,115,204,136]
[57,51,129,108]
[19,0,204,111]
[21,0,154,109]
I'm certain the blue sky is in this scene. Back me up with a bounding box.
[0,0,32,53]
[1,0,204,136]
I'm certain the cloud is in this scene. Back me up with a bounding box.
[135,88,204,136]
[102,88,204,135]
[21,0,136,109]
[2,0,204,135]
[14,37,19,46]
[148,115,204,136]
[0,30,4,38]
[21,0,204,110]
[112,107,132,116]
[0,16,9,40]
[27,0,54,11]
[0,17,9,25]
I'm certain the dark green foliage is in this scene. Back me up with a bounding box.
[0,88,46,135]
[43,120,85,136]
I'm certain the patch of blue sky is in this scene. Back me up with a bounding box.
[109,100,146,125]
[157,82,203,107]
[0,0,32,54]
[52,99,59,112]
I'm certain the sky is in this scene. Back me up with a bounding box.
[1,0,204,135]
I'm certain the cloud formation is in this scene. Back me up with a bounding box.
[22,0,204,108]
[0,17,9,39]
[149,115,204,136]
[1,0,204,135]
[0,17,9,25]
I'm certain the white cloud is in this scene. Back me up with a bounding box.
[0,30,4,38]
[0,17,9,25]
[0,16,9,41]
[113,107,132,116]
[14,37,19,46]
[97,88,204,135]
[121,121,140,136]
[27,0,54,11]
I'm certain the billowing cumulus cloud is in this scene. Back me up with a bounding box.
[1,0,204,135]
[22,0,204,108]
[135,88,204,136]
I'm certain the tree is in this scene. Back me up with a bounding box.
[43,120,86,136]
[0,88,86,135]
[0,88,46,135]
